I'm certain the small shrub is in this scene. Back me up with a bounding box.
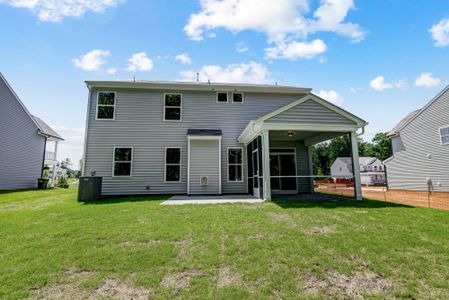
[57,177,70,188]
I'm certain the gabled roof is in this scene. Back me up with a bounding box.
[388,85,449,137]
[0,72,63,141]
[255,93,367,127]
[32,115,64,140]
[85,80,311,94]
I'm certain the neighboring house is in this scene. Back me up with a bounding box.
[384,86,449,192]
[0,73,64,189]
[82,80,367,200]
[331,157,386,185]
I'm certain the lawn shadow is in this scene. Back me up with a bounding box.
[0,188,38,195]
[82,194,172,205]
[273,195,413,210]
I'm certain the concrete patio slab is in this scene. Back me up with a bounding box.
[161,195,263,205]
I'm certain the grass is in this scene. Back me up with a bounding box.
[1,188,449,299]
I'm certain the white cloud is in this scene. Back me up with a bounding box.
[106,67,117,75]
[265,39,326,59]
[369,76,405,91]
[316,90,343,106]
[415,72,441,88]
[72,49,110,71]
[184,0,364,60]
[180,61,269,83]
[236,42,249,53]
[125,52,154,72]
[429,18,449,47]
[0,0,122,22]
[51,126,85,170]
[175,53,192,64]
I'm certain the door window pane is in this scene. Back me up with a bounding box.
[165,148,181,182]
[228,148,243,182]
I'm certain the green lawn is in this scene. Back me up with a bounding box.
[1,187,449,299]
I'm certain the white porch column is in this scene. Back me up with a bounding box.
[350,131,362,200]
[307,146,314,193]
[52,140,59,187]
[261,130,271,201]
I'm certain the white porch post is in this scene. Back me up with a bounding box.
[261,130,271,201]
[307,146,314,193]
[52,140,59,187]
[350,131,362,200]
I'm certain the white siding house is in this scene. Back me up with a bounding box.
[0,73,64,189]
[331,157,385,185]
[384,86,449,191]
[82,80,368,200]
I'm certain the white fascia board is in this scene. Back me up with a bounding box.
[187,135,222,141]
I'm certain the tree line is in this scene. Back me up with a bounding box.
[312,132,392,176]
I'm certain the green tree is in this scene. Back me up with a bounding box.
[371,132,392,161]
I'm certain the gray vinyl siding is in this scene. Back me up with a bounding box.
[189,140,220,194]
[385,88,449,191]
[270,140,311,193]
[266,99,357,126]
[84,89,305,195]
[0,77,44,189]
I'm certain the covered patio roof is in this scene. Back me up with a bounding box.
[238,93,367,146]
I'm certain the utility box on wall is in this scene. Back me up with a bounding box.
[78,177,102,202]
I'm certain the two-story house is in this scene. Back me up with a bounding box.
[0,73,63,189]
[384,86,449,191]
[331,157,385,185]
[82,80,367,200]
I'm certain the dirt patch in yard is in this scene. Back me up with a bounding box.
[63,268,94,280]
[302,269,394,298]
[122,240,161,246]
[160,270,204,294]
[91,277,154,299]
[217,265,241,288]
[308,225,336,234]
[267,212,296,227]
[174,236,192,259]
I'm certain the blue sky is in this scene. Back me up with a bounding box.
[1,0,449,169]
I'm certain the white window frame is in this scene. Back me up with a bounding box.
[439,125,449,145]
[163,93,182,122]
[227,147,244,183]
[164,147,182,183]
[96,91,116,120]
[112,147,133,177]
[232,92,244,103]
[216,91,228,103]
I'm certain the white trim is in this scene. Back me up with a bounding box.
[163,93,183,122]
[350,131,362,201]
[187,139,191,195]
[252,148,260,198]
[232,92,244,103]
[164,147,182,183]
[261,130,271,200]
[218,139,222,194]
[82,88,92,176]
[86,80,311,94]
[439,125,449,145]
[227,147,244,183]
[216,91,228,103]
[187,135,222,141]
[112,147,133,177]
[95,91,116,120]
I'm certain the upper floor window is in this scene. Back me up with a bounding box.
[232,92,244,103]
[440,126,449,145]
[374,166,377,171]
[165,148,181,182]
[379,166,383,171]
[228,148,243,182]
[113,147,132,177]
[97,92,116,120]
[164,93,182,121]
[217,92,228,103]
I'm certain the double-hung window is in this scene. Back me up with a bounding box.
[217,92,228,103]
[232,92,244,103]
[164,93,182,121]
[113,147,132,176]
[228,148,243,182]
[440,126,449,145]
[97,92,116,119]
[165,148,181,182]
